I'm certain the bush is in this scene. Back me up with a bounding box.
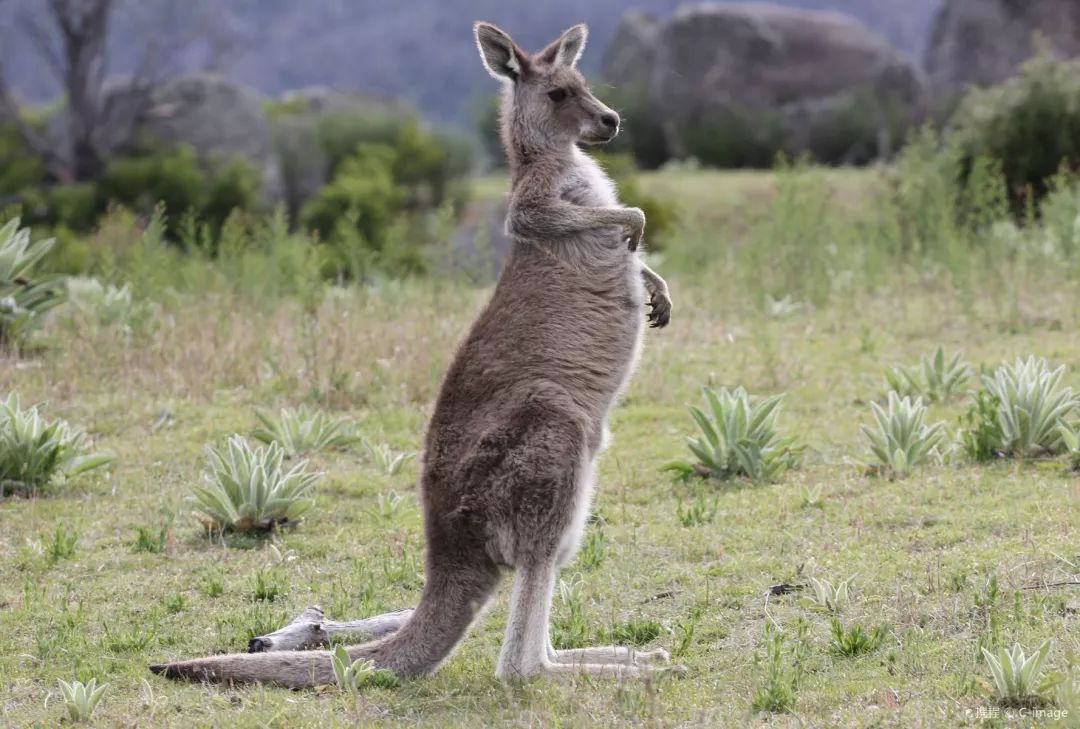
[303,115,472,277]
[950,52,1080,207]
[300,144,410,274]
[680,110,786,169]
[473,94,505,167]
[593,82,670,170]
[0,122,46,198]
[17,146,261,240]
[99,146,260,235]
[317,112,471,208]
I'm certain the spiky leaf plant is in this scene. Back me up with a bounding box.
[1061,422,1080,471]
[663,386,803,484]
[64,276,141,329]
[0,394,112,497]
[982,640,1054,706]
[885,346,971,403]
[252,405,361,458]
[330,645,376,693]
[861,393,946,478]
[57,678,108,722]
[192,436,321,532]
[975,357,1077,458]
[828,619,887,657]
[805,575,853,613]
[363,439,416,476]
[0,219,64,349]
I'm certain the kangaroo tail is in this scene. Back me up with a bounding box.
[150,561,500,688]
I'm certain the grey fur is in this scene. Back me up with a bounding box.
[149,21,673,688]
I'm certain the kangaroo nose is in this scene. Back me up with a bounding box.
[600,112,619,130]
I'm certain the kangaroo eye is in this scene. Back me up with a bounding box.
[547,88,568,103]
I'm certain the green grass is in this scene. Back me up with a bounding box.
[1,167,1079,726]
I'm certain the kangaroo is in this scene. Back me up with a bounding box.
[150,21,673,687]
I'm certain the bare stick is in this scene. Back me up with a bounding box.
[1021,581,1080,590]
[247,605,413,653]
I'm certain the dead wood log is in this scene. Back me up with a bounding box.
[247,605,413,653]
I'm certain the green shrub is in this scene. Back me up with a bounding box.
[41,185,99,233]
[751,624,804,713]
[100,146,260,235]
[202,158,262,232]
[1041,171,1080,260]
[828,619,887,657]
[317,112,471,209]
[950,52,1080,207]
[680,110,785,169]
[17,147,260,240]
[473,93,505,167]
[0,121,46,197]
[100,146,206,222]
[300,143,410,275]
[596,82,670,170]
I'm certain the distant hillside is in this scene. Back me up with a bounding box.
[1,0,940,123]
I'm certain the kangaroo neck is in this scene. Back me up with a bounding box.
[507,143,576,187]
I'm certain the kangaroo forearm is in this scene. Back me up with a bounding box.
[509,202,630,239]
[640,263,668,296]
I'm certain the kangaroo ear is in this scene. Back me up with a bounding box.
[474,22,529,82]
[537,24,588,68]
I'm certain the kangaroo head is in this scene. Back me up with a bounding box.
[474,22,619,157]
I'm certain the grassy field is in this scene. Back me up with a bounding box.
[2,166,1080,727]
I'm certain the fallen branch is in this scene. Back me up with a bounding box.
[247,605,413,653]
[1021,580,1080,591]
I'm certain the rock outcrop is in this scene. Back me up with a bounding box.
[602,2,927,164]
[925,0,1080,97]
[138,73,281,200]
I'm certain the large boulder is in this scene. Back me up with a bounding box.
[925,0,1080,98]
[602,2,926,165]
[137,73,281,200]
[599,11,662,90]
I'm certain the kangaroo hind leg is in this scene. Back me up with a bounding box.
[496,559,651,680]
